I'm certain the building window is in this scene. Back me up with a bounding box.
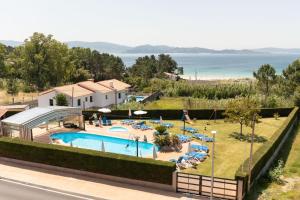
[118,93,121,99]
[105,95,108,100]
[49,99,53,106]
[77,99,81,106]
[85,97,88,102]
[90,96,93,102]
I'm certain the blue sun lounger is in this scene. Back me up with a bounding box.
[161,122,174,128]
[176,134,191,143]
[193,133,214,142]
[150,119,161,124]
[191,144,209,152]
[181,127,198,133]
[186,151,208,160]
[121,119,135,125]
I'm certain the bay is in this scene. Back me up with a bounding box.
[117,53,300,80]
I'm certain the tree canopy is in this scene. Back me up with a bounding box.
[0,32,126,92]
[253,64,277,98]
[55,93,68,106]
[224,97,260,136]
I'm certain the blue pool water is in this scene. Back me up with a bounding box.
[50,132,157,157]
[109,126,128,132]
[127,95,146,102]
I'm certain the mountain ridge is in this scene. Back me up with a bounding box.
[1,40,300,54]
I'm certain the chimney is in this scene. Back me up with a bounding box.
[87,78,95,82]
[109,81,114,88]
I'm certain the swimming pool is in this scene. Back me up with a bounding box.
[127,95,147,102]
[50,132,157,157]
[109,126,128,132]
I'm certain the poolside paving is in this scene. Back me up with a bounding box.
[32,120,201,162]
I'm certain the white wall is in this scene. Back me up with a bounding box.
[38,89,129,108]
[94,91,115,107]
[72,94,95,109]
[38,91,57,107]
[38,92,95,109]
[116,89,128,104]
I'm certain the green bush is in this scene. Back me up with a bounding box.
[155,125,167,135]
[154,135,171,147]
[274,112,280,120]
[268,159,284,184]
[0,137,176,185]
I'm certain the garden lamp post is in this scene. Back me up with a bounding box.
[210,130,217,200]
[182,110,188,135]
[134,136,140,157]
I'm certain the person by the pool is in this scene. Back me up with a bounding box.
[99,115,102,127]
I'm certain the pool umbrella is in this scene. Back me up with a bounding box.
[101,140,105,152]
[134,110,147,120]
[98,108,111,113]
[128,108,132,118]
[153,146,157,159]
[187,142,192,153]
[134,110,147,115]
[160,116,163,124]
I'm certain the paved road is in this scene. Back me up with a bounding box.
[0,178,105,200]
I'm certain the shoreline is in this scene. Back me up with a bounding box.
[179,75,254,83]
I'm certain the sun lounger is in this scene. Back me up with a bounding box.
[161,122,174,128]
[181,127,198,133]
[121,119,135,125]
[186,151,208,161]
[193,134,214,142]
[191,144,209,152]
[150,119,161,124]
[176,134,191,143]
[140,124,152,130]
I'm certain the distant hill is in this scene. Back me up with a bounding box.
[254,47,300,54]
[66,41,132,53]
[1,40,300,54]
[0,40,23,47]
[125,45,260,54]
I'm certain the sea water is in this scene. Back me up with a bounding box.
[118,53,300,80]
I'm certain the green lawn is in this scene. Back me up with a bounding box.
[144,97,232,109]
[247,126,300,200]
[151,117,287,179]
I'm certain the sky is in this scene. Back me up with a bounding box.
[0,0,300,49]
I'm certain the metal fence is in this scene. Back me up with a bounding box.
[176,172,238,200]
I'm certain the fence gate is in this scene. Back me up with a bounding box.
[176,172,238,200]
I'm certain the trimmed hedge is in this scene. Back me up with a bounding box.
[0,138,176,185]
[235,107,299,194]
[83,107,293,120]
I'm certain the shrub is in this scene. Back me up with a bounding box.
[170,134,181,147]
[268,160,284,184]
[155,125,167,135]
[154,135,171,147]
[293,86,300,106]
[0,137,176,185]
[55,93,68,106]
[274,112,280,120]
[129,96,136,102]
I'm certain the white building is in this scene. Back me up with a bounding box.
[38,79,131,109]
